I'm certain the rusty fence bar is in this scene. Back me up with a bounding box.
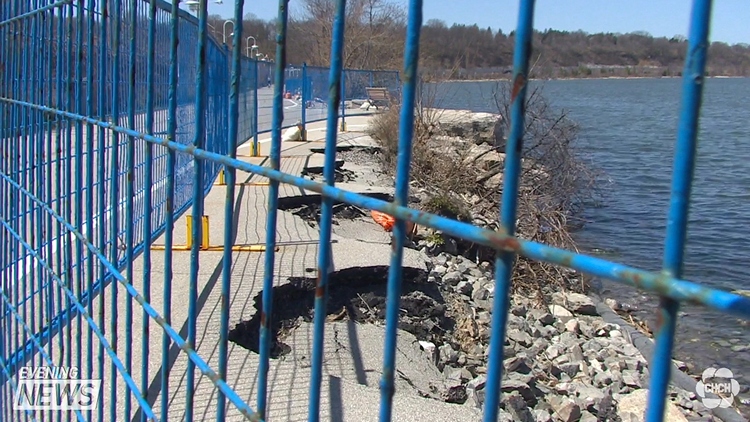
[648,1,713,420]
[482,0,534,419]
[1,0,750,422]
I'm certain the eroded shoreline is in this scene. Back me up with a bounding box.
[228,118,749,420]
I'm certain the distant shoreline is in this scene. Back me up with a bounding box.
[436,75,749,83]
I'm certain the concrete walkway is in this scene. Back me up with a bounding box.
[39,114,482,421]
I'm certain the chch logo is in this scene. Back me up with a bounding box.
[695,367,741,409]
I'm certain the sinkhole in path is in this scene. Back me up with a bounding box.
[275,192,393,228]
[227,266,455,359]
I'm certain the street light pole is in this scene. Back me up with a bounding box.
[222,20,234,44]
[184,0,223,13]
[184,1,225,41]
[246,36,257,58]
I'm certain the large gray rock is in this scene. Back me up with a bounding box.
[529,308,556,326]
[579,411,599,422]
[533,409,553,422]
[548,304,574,321]
[464,143,506,170]
[502,373,536,403]
[505,392,535,422]
[504,355,533,374]
[546,396,582,422]
[437,110,504,148]
[552,292,599,316]
[617,389,689,422]
[507,328,534,348]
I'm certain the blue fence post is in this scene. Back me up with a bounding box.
[219,0,247,419]
[301,62,307,140]
[257,0,290,417]
[647,1,713,421]
[96,4,109,420]
[378,0,423,418]
[124,0,139,418]
[308,0,347,418]
[221,43,231,181]
[483,0,535,420]
[187,1,211,419]
[160,0,182,419]
[340,70,347,132]
[253,58,259,156]
[142,1,158,422]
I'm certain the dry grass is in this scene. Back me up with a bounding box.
[367,79,601,302]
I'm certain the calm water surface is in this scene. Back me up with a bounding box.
[435,78,750,387]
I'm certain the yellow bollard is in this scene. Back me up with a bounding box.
[250,142,262,157]
[201,216,210,249]
[151,214,274,252]
[186,215,193,249]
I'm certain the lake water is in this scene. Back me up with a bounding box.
[434,78,750,388]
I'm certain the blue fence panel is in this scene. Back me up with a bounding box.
[1,0,749,422]
[0,0,235,420]
[302,65,333,125]
[250,64,400,139]
[305,66,330,107]
[236,55,257,153]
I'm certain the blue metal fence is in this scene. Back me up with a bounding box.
[0,0,749,421]
[255,64,400,145]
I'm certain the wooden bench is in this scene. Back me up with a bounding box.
[365,87,392,110]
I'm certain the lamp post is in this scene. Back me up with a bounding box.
[246,36,258,58]
[185,1,224,41]
[184,0,199,12]
[222,20,234,44]
[184,0,223,13]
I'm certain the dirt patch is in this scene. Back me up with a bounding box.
[227,266,453,359]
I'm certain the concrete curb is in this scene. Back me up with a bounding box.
[588,290,747,422]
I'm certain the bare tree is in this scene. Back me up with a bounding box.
[289,0,405,69]
[368,80,603,299]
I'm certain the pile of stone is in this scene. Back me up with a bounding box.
[434,109,506,150]
[409,250,720,422]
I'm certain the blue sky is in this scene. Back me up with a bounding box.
[198,0,748,45]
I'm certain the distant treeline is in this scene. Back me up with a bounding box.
[213,0,750,80]
[420,24,750,79]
